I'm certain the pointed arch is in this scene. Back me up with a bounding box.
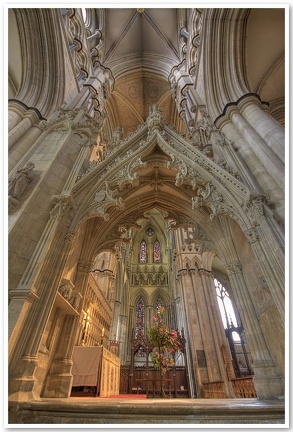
[156,297,164,311]
[11,9,68,117]
[139,239,147,264]
[135,297,145,337]
[153,239,161,263]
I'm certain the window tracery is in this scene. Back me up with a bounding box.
[139,240,147,263]
[153,239,161,263]
[135,298,145,336]
[135,298,145,356]
[214,278,239,340]
[156,298,164,311]
[146,227,154,236]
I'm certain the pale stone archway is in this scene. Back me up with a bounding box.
[8,106,284,402]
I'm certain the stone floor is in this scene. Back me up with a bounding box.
[8,396,286,426]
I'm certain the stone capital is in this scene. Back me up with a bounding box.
[244,227,260,244]
[9,287,39,303]
[50,194,76,226]
[77,261,93,274]
[225,261,243,276]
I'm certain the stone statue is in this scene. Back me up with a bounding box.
[8,162,35,201]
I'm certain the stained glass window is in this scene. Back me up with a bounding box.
[136,298,145,337]
[147,227,154,236]
[153,240,161,263]
[156,298,163,311]
[139,240,147,263]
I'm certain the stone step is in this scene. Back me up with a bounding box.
[8,397,285,425]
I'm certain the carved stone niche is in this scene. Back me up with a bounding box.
[56,278,81,314]
[8,161,35,210]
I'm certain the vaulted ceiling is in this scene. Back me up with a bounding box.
[8,7,285,133]
[100,8,184,136]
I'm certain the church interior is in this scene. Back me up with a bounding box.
[7,7,287,425]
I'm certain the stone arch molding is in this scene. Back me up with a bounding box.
[57,106,270,237]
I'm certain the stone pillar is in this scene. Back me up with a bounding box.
[243,224,284,322]
[225,261,284,399]
[8,108,22,132]
[8,101,47,171]
[9,124,44,172]
[230,111,284,190]
[241,101,285,163]
[218,120,285,224]
[177,270,197,397]
[110,300,121,342]
[8,117,34,149]
[8,195,76,401]
[118,315,128,364]
[213,135,258,190]
[194,268,234,397]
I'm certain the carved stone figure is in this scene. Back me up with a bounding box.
[8,162,35,201]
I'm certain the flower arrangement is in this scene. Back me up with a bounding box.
[147,306,181,377]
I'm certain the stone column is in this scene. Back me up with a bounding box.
[8,101,47,172]
[8,107,22,132]
[110,300,121,342]
[225,261,284,399]
[241,100,285,163]
[9,124,44,172]
[176,270,198,397]
[243,224,284,322]
[230,111,284,190]
[194,268,234,397]
[213,135,258,190]
[8,116,34,149]
[118,315,128,364]
[8,195,76,402]
[218,119,285,225]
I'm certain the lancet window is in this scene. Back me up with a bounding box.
[135,298,145,336]
[153,240,161,263]
[214,278,239,340]
[156,298,164,311]
[214,278,253,377]
[139,240,147,263]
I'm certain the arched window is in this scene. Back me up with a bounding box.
[214,278,253,377]
[153,239,161,263]
[146,227,154,237]
[214,278,240,341]
[135,298,145,337]
[139,240,147,263]
[156,298,164,311]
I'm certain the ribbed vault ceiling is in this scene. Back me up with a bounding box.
[102,8,183,135]
[8,8,286,129]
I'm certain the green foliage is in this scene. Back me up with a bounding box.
[147,306,181,375]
